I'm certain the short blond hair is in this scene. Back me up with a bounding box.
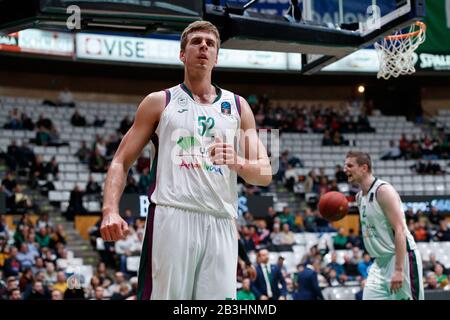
[346,151,372,173]
[180,20,221,51]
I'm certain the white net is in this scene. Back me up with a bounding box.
[374,22,426,80]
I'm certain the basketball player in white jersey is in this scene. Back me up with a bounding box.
[344,151,424,300]
[100,21,271,300]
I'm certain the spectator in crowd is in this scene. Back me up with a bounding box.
[425,272,439,290]
[51,289,63,300]
[52,271,68,294]
[138,167,151,194]
[21,113,34,131]
[1,172,17,214]
[357,253,372,279]
[405,207,417,225]
[241,225,256,253]
[322,130,333,146]
[345,228,362,249]
[18,267,34,292]
[428,206,443,229]
[434,264,447,287]
[57,87,76,107]
[110,282,132,300]
[118,115,133,135]
[65,185,87,221]
[355,279,366,300]
[43,261,57,285]
[265,207,277,232]
[269,223,283,247]
[332,131,346,146]
[317,177,329,196]
[9,288,22,300]
[304,170,319,194]
[75,141,91,164]
[16,243,37,270]
[136,151,151,174]
[50,224,67,249]
[326,251,346,283]
[279,207,296,231]
[251,249,287,300]
[399,133,410,158]
[29,155,47,188]
[334,165,347,183]
[255,219,271,247]
[89,148,107,173]
[279,223,295,246]
[93,115,106,127]
[381,140,403,160]
[35,227,50,249]
[3,108,21,130]
[124,176,139,194]
[105,133,121,160]
[342,254,361,281]
[115,227,141,275]
[295,262,324,300]
[333,227,348,250]
[71,110,87,127]
[434,219,450,241]
[413,221,430,242]
[303,207,317,232]
[36,114,53,130]
[237,277,256,300]
[45,157,59,181]
[422,253,443,274]
[4,140,20,171]
[23,281,50,300]
[92,286,106,300]
[85,175,101,196]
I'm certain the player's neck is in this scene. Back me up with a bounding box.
[183,73,216,104]
[360,175,376,195]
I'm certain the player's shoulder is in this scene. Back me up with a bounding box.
[375,180,399,202]
[139,90,168,111]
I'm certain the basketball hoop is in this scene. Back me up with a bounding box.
[374,21,426,80]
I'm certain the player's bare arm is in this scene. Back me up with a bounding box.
[101,91,166,241]
[377,184,407,294]
[210,96,272,186]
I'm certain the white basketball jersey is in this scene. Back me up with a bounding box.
[149,83,241,219]
[356,178,416,258]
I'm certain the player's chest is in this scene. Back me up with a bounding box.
[165,100,239,137]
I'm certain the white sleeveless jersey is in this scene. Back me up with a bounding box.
[149,83,241,219]
[356,178,416,258]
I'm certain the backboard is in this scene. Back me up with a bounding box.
[204,0,425,74]
[299,0,425,73]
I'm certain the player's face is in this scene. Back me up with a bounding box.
[180,31,218,71]
[344,157,364,184]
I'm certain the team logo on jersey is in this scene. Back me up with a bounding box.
[221,101,231,115]
[177,136,200,151]
[177,108,188,113]
[177,96,187,107]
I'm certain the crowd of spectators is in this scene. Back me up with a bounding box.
[382,131,450,161]
[249,96,375,135]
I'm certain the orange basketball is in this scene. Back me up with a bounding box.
[318,191,348,222]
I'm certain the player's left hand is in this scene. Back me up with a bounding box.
[390,270,404,294]
[209,137,242,172]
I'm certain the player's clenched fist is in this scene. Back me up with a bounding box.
[100,213,130,241]
[209,136,243,172]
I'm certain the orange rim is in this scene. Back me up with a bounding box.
[385,21,426,40]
